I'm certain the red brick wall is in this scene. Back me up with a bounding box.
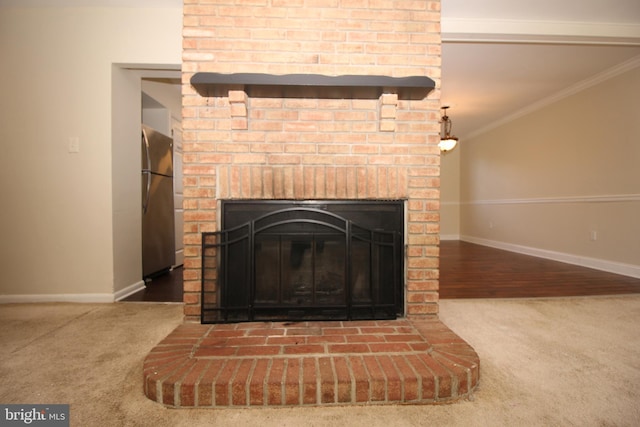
[182,0,442,321]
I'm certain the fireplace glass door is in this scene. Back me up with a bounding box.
[255,235,346,307]
[201,201,403,323]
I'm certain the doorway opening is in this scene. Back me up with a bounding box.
[112,65,183,303]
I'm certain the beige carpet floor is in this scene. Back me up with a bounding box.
[1,296,639,426]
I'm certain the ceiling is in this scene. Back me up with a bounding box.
[3,0,639,139]
[441,0,640,139]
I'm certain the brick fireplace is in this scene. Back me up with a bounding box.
[143,1,479,407]
[181,0,443,323]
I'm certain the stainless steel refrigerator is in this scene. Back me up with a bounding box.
[141,124,175,278]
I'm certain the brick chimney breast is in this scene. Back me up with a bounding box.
[182,0,442,321]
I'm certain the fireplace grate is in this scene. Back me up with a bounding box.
[201,201,403,323]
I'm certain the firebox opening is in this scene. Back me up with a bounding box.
[201,200,404,323]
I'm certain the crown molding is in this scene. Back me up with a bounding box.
[442,18,640,45]
[464,54,640,140]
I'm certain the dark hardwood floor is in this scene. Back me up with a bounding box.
[439,241,640,299]
[122,266,183,302]
[121,242,640,302]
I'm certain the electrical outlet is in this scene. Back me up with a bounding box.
[489,221,494,229]
[590,230,597,241]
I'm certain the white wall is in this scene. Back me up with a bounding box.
[460,64,640,277]
[142,79,182,124]
[0,6,182,301]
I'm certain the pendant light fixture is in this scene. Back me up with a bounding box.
[439,106,458,153]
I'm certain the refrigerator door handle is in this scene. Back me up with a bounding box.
[142,171,151,214]
[142,128,152,171]
[141,129,152,214]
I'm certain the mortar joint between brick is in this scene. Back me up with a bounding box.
[330,357,338,404]
[193,359,213,407]
[403,355,423,402]
[390,357,407,402]
[245,358,258,406]
[296,357,304,406]
[438,354,460,399]
[345,355,358,404]
[423,355,439,401]
[263,358,274,406]
[174,359,200,407]
[189,326,214,359]
[314,357,322,405]
[380,356,390,403]
[212,359,231,406]
[153,358,188,405]
[345,357,358,404]
[280,358,288,406]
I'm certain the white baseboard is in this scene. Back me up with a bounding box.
[460,235,640,279]
[114,280,146,301]
[0,279,147,304]
[0,293,115,304]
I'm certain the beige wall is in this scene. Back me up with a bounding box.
[0,6,182,300]
[439,145,461,239]
[460,64,640,277]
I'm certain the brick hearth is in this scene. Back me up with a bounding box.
[144,319,479,407]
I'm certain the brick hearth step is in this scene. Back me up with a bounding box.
[143,319,479,407]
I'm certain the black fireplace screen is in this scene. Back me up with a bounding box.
[201,201,404,323]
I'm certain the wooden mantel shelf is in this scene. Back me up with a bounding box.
[190,72,435,96]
